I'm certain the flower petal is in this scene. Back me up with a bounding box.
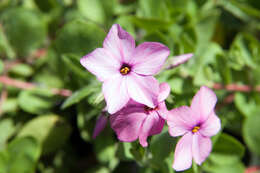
[110,104,146,142]
[158,82,171,102]
[191,86,217,123]
[127,73,159,108]
[149,111,165,135]
[156,101,170,119]
[102,74,129,114]
[173,132,193,171]
[80,48,121,81]
[192,133,212,165]
[131,42,170,75]
[92,113,107,139]
[139,112,156,147]
[200,112,221,137]
[168,53,193,68]
[103,24,135,63]
[167,106,196,137]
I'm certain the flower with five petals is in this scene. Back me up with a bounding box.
[80,24,170,114]
[166,86,221,171]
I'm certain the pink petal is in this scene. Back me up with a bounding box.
[149,111,165,135]
[80,48,121,82]
[156,101,170,119]
[127,73,159,108]
[131,42,170,75]
[191,86,217,123]
[158,82,171,102]
[173,132,193,171]
[103,24,135,63]
[167,106,196,137]
[139,112,157,147]
[192,133,212,165]
[168,53,193,68]
[200,112,221,137]
[102,74,129,114]
[92,113,107,139]
[139,111,165,147]
[110,104,146,142]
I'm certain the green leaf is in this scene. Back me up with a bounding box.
[0,60,3,74]
[116,142,134,161]
[212,133,245,159]
[18,114,71,155]
[77,0,105,24]
[0,119,15,150]
[0,26,15,59]
[61,86,93,109]
[55,20,106,56]
[9,64,34,77]
[61,54,89,79]
[130,16,171,32]
[234,92,257,117]
[0,98,18,114]
[137,0,170,21]
[149,128,176,172]
[34,0,59,12]
[243,110,260,156]
[0,8,47,57]
[18,90,55,114]
[0,137,41,173]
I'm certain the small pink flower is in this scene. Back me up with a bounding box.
[166,86,221,171]
[110,83,171,147]
[92,113,108,139]
[80,24,170,114]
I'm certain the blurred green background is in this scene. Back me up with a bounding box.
[0,0,260,172]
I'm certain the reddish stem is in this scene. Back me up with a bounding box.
[0,75,72,97]
[213,83,260,92]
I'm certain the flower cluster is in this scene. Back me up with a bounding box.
[80,24,221,171]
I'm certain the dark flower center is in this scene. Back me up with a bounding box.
[120,65,131,75]
[192,126,200,133]
[144,106,158,113]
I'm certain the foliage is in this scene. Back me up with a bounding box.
[0,0,260,172]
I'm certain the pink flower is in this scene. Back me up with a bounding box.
[92,113,108,139]
[80,24,170,114]
[110,83,171,147]
[166,86,221,171]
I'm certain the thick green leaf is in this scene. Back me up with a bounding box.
[61,86,93,109]
[0,137,41,173]
[212,133,245,159]
[0,8,47,57]
[55,20,106,56]
[9,64,33,77]
[243,110,260,156]
[0,119,15,150]
[18,90,55,114]
[234,92,257,117]
[18,114,71,154]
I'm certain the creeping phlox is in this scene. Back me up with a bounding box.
[80,24,220,171]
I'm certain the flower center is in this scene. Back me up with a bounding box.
[144,106,158,113]
[192,126,200,133]
[120,65,131,75]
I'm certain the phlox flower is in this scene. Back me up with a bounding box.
[92,113,108,139]
[110,83,171,147]
[166,86,221,171]
[80,24,170,114]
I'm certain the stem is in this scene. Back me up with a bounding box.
[0,75,72,97]
[192,161,199,173]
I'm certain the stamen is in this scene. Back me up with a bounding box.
[144,106,158,113]
[120,66,130,75]
[192,126,200,133]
